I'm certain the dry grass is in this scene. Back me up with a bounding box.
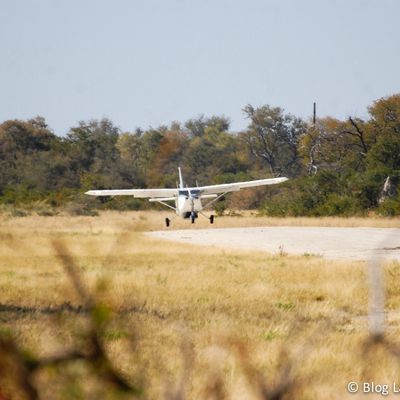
[1,210,399,233]
[1,212,400,399]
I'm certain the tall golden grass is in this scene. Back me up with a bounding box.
[0,211,400,399]
[1,210,399,233]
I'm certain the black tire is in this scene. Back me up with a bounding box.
[210,215,214,224]
[191,214,195,224]
[165,218,170,227]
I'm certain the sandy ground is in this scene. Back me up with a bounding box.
[148,226,400,260]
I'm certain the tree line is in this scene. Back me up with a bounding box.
[1,94,400,216]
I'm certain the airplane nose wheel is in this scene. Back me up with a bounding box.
[165,218,170,227]
[190,213,196,224]
[210,215,214,224]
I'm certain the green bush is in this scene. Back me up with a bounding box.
[376,198,400,216]
[315,194,363,217]
[0,185,48,205]
[96,196,144,211]
[214,199,227,216]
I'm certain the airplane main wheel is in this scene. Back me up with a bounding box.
[210,215,214,224]
[165,218,170,227]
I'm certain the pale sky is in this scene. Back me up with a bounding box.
[1,0,399,134]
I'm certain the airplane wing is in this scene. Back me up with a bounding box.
[197,177,288,195]
[85,177,288,198]
[85,188,178,198]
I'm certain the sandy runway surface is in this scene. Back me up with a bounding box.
[148,226,400,260]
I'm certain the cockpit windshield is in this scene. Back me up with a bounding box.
[178,189,200,198]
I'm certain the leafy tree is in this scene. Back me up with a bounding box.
[299,117,370,175]
[184,128,244,186]
[243,105,307,176]
[0,117,58,192]
[184,115,230,137]
[368,94,400,138]
[66,118,119,173]
[147,129,188,187]
[367,136,400,171]
[116,131,146,187]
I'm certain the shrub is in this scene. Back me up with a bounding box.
[315,194,363,217]
[376,198,400,216]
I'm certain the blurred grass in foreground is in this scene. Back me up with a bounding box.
[0,212,400,399]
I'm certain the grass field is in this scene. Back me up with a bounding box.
[1,211,400,399]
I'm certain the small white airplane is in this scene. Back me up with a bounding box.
[86,168,288,226]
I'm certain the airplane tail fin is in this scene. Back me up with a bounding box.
[178,167,184,189]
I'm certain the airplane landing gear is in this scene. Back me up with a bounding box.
[190,213,196,224]
[165,218,170,227]
[210,215,214,224]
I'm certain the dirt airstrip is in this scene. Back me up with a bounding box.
[148,226,400,260]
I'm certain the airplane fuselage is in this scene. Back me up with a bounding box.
[175,190,202,219]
